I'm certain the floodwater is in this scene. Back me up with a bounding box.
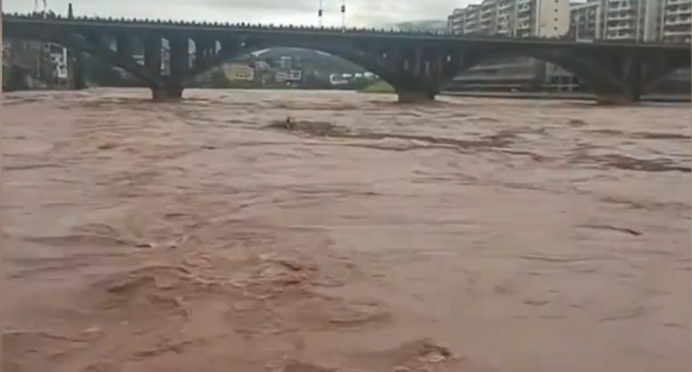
[2,88,690,372]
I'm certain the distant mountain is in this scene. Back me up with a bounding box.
[392,20,447,32]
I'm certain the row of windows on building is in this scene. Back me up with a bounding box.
[447,0,691,43]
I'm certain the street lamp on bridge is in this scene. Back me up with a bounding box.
[34,0,48,15]
[317,0,323,27]
[341,0,346,30]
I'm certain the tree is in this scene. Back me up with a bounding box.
[3,65,30,91]
[207,68,232,88]
[83,55,126,86]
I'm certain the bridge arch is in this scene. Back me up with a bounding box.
[641,61,691,95]
[448,45,691,101]
[3,28,165,88]
[185,41,424,99]
[449,45,633,102]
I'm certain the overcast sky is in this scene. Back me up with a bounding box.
[3,0,474,27]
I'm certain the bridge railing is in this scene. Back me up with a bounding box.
[2,12,691,47]
[4,12,453,35]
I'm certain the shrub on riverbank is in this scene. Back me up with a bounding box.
[359,81,395,94]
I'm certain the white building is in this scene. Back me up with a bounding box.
[448,0,571,37]
[275,69,303,83]
[48,50,68,79]
[225,63,255,81]
[659,0,692,43]
[278,56,292,69]
[601,0,657,40]
[287,69,303,81]
[568,0,691,42]
[536,0,572,36]
[570,1,603,40]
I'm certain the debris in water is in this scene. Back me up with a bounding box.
[266,117,350,137]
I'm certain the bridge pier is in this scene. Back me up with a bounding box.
[397,90,437,104]
[151,86,184,101]
[70,51,87,90]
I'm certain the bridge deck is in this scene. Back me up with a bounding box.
[2,13,690,51]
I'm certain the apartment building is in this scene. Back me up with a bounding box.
[659,0,692,43]
[568,0,690,43]
[570,1,602,40]
[275,69,303,83]
[600,0,656,40]
[448,0,571,36]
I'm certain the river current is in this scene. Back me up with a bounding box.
[2,88,690,372]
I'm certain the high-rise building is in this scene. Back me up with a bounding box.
[568,0,691,42]
[570,1,602,40]
[447,0,571,37]
[599,0,658,41]
[659,0,692,43]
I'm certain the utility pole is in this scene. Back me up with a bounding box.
[67,2,84,90]
[318,0,323,27]
[1,0,4,90]
[341,0,346,29]
[33,0,40,81]
[34,0,49,82]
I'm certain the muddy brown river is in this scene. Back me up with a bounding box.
[2,89,690,372]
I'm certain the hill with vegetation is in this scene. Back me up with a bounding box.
[359,81,394,93]
[393,20,447,32]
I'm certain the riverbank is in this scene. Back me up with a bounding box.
[357,81,691,103]
[359,81,395,94]
[441,90,692,103]
[6,85,690,103]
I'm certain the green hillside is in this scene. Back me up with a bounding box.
[393,20,447,31]
[359,81,394,93]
